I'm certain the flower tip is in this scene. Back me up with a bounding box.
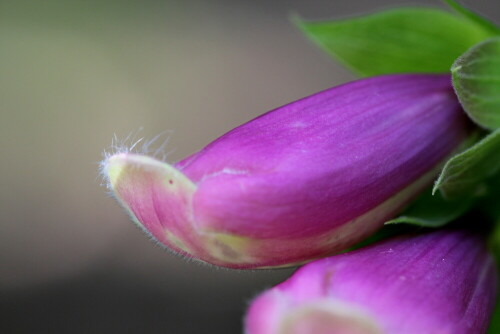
[281,303,382,334]
[102,153,265,267]
[102,153,130,189]
[102,153,202,256]
[101,154,264,268]
[103,153,196,193]
[246,296,382,334]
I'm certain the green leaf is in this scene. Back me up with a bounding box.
[295,8,494,76]
[476,173,500,221]
[443,0,500,36]
[386,188,474,227]
[452,38,500,129]
[434,129,500,199]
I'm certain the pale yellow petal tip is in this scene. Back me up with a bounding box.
[103,153,196,192]
[280,301,383,334]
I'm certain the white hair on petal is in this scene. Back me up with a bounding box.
[97,130,264,270]
[98,128,175,189]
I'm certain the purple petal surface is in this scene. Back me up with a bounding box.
[245,230,497,334]
[104,74,471,268]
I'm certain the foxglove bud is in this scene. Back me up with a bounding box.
[103,74,470,268]
[245,230,497,334]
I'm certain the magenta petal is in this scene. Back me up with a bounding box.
[103,74,471,268]
[245,230,497,334]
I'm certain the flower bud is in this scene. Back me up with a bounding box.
[245,230,497,334]
[103,74,470,268]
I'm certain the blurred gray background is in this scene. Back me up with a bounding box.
[1,0,498,333]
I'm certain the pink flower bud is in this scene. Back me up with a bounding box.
[245,230,497,334]
[102,74,470,268]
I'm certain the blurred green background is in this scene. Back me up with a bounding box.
[1,0,498,332]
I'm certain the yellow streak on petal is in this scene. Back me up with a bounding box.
[205,232,255,264]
